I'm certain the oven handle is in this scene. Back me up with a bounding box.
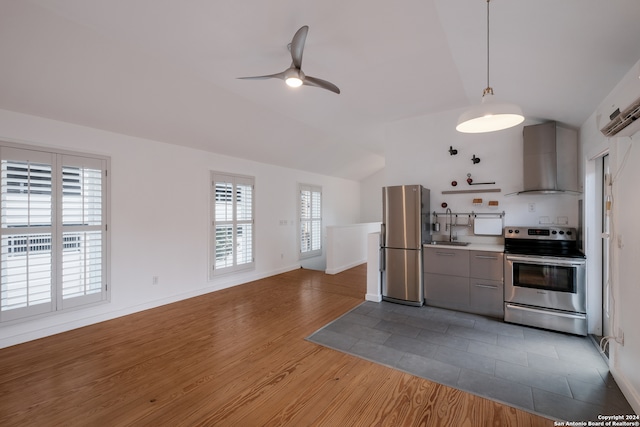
[505,303,586,320]
[505,255,585,267]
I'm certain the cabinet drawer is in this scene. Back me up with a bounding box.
[424,247,469,276]
[469,279,504,318]
[469,251,503,280]
[424,273,469,307]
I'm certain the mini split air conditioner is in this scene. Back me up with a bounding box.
[597,59,640,138]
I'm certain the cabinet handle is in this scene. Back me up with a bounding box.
[474,283,498,289]
[475,255,498,260]
[436,252,455,256]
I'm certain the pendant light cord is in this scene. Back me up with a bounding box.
[482,0,494,96]
[486,0,490,91]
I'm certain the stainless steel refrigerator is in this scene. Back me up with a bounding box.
[380,185,431,306]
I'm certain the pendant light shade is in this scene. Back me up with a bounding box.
[456,0,524,133]
[456,91,524,133]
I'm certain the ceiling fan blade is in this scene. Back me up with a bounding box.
[303,76,340,94]
[290,26,308,69]
[237,71,285,81]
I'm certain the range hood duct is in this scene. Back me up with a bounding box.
[516,121,579,195]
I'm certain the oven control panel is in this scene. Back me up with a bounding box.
[504,226,576,241]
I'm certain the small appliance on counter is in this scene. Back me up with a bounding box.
[380,185,431,306]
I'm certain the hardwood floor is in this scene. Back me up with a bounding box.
[0,265,552,426]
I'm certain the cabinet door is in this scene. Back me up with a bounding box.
[469,251,503,280]
[469,279,504,317]
[424,247,469,276]
[424,273,469,310]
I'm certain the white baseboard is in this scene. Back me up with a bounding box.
[611,364,640,415]
[365,293,382,302]
[325,259,365,275]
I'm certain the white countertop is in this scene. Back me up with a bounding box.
[424,242,504,252]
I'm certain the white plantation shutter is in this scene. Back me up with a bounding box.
[59,156,106,309]
[0,145,109,322]
[299,184,322,258]
[0,233,53,317]
[211,173,254,276]
[1,148,54,320]
[214,180,234,270]
[235,181,253,266]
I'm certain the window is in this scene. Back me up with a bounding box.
[0,144,109,323]
[299,184,322,258]
[210,172,254,276]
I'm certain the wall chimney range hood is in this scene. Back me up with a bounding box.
[513,121,580,195]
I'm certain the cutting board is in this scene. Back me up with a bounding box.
[473,218,503,235]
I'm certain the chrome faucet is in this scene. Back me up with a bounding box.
[446,208,453,242]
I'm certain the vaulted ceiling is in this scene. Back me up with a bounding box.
[1,0,639,180]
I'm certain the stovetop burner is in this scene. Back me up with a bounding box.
[504,226,585,259]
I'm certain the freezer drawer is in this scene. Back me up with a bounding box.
[382,248,423,306]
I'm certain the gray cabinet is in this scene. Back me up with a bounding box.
[469,280,503,317]
[423,248,469,277]
[424,273,470,309]
[424,247,504,318]
[469,251,504,317]
[424,247,469,311]
[469,251,503,281]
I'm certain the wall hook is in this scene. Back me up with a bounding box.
[449,146,458,156]
[471,154,481,164]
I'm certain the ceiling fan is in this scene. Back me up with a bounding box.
[238,25,340,94]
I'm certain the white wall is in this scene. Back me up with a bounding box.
[611,136,640,414]
[383,110,579,233]
[360,168,385,223]
[579,58,640,414]
[0,109,361,348]
[325,222,380,274]
[581,120,640,414]
[581,115,640,412]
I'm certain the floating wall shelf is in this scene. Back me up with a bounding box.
[442,188,502,195]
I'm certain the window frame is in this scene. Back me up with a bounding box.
[298,183,322,259]
[0,141,110,324]
[209,171,255,278]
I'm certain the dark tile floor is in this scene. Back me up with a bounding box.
[307,301,635,422]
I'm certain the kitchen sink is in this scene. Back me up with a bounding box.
[429,241,470,246]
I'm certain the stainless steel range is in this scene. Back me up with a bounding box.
[503,226,587,336]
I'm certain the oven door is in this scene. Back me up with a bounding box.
[505,255,586,313]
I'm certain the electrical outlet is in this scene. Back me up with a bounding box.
[528,203,536,212]
[152,276,159,285]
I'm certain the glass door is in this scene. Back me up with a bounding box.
[602,154,612,340]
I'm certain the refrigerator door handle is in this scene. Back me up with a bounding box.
[380,223,386,246]
[379,247,385,272]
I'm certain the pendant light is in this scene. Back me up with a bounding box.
[456,0,524,133]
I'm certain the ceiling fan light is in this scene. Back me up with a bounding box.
[285,76,303,87]
[284,68,304,88]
